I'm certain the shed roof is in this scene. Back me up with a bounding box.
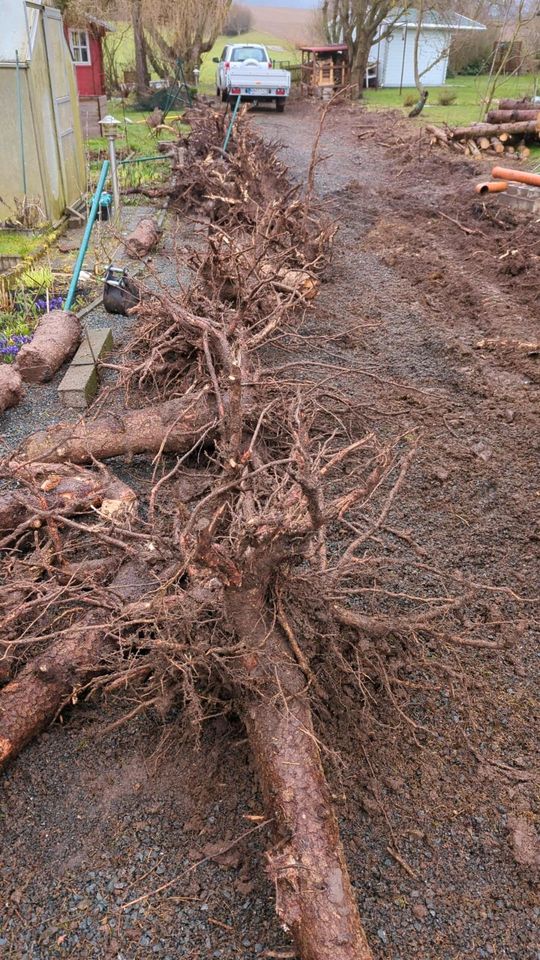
[387,9,486,31]
[299,44,348,53]
[86,15,114,33]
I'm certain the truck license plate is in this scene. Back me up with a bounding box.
[245,87,268,95]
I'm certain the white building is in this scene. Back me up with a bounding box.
[369,9,486,88]
[0,0,85,222]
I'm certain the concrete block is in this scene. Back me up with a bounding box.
[71,328,113,366]
[499,182,540,214]
[58,363,98,409]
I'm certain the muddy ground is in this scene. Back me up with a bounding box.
[1,101,538,959]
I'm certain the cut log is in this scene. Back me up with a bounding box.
[425,123,448,144]
[0,561,152,769]
[125,217,161,258]
[448,120,540,140]
[0,463,136,535]
[467,139,481,158]
[15,311,81,384]
[487,110,540,124]
[225,565,372,960]
[478,137,491,150]
[499,132,511,142]
[20,394,216,464]
[498,98,535,110]
[490,137,505,154]
[0,365,24,412]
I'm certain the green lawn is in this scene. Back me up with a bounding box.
[364,73,539,127]
[86,107,162,161]
[0,231,43,258]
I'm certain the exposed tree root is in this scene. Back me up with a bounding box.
[0,561,152,769]
[0,103,528,960]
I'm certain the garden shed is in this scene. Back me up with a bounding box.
[368,10,486,88]
[0,0,85,224]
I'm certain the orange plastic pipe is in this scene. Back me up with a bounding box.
[476,181,508,194]
[492,165,540,187]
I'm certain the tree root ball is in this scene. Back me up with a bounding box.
[15,311,81,383]
[0,366,24,412]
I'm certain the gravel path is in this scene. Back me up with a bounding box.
[0,204,179,452]
[0,101,538,960]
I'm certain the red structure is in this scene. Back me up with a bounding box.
[64,17,110,97]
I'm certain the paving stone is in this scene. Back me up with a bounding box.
[71,328,113,366]
[58,364,98,409]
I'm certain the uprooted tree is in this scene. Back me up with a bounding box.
[0,105,520,960]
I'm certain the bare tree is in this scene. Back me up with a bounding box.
[144,0,231,78]
[223,3,253,36]
[412,2,451,96]
[132,0,150,95]
[321,1,413,96]
[481,0,537,117]
[103,22,132,93]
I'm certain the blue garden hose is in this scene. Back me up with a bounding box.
[64,160,110,312]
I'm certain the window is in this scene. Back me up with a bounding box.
[231,46,268,63]
[69,29,91,64]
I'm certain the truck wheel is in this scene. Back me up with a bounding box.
[221,89,228,102]
[276,98,286,113]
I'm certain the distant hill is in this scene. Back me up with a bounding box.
[248,3,322,43]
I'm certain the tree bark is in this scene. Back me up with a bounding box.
[487,110,540,124]
[132,0,150,97]
[0,464,135,535]
[447,120,540,140]
[125,218,161,258]
[20,395,216,465]
[15,311,81,384]
[0,561,151,770]
[225,568,372,960]
[0,366,23,412]
[498,99,534,110]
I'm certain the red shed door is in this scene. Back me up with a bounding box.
[67,27,104,96]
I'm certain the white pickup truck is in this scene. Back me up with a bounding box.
[213,43,291,113]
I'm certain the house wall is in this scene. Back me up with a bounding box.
[64,27,106,97]
[0,0,31,61]
[371,26,450,87]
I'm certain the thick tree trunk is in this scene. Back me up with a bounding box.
[487,110,540,124]
[15,311,81,383]
[20,396,216,465]
[125,218,161,258]
[132,0,150,97]
[351,36,372,100]
[498,99,535,110]
[0,366,23,412]
[0,464,135,535]
[448,120,540,140]
[0,562,150,769]
[225,578,373,960]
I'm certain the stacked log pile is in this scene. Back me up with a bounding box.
[0,105,521,960]
[426,120,534,159]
